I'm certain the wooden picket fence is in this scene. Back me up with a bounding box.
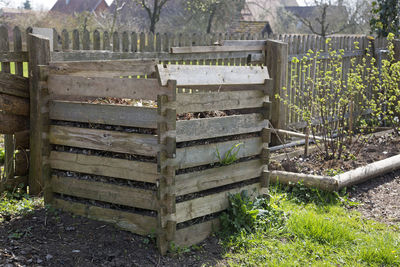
[0,26,393,192]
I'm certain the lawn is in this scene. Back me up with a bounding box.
[221,184,400,267]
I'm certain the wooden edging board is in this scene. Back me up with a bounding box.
[50,151,158,184]
[50,101,158,129]
[174,218,220,247]
[53,198,157,235]
[49,125,158,156]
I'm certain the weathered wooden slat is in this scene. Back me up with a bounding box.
[170,45,264,54]
[53,198,157,235]
[0,93,29,116]
[47,75,168,100]
[50,101,158,128]
[175,159,262,196]
[0,112,29,134]
[50,51,263,62]
[50,151,158,183]
[0,72,29,98]
[49,125,158,156]
[222,40,267,46]
[177,114,267,142]
[175,183,260,223]
[52,175,158,210]
[174,218,220,247]
[48,59,156,77]
[175,137,262,169]
[0,51,29,62]
[157,64,269,86]
[176,90,267,113]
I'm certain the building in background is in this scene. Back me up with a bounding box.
[50,0,109,15]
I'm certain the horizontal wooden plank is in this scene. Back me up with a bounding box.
[175,183,260,223]
[0,51,28,62]
[174,218,220,247]
[52,175,158,210]
[222,40,267,47]
[175,159,263,196]
[53,198,157,235]
[177,114,267,142]
[49,125,158,156]
[175,137,263,169]
[157,64,270,86]
[176,84,268,91]
[0,93,29,116]
[49,59,156,77]
[50,151,158,184]
[0,112,29,134]
[50,101,158,128]
[50,51,261,62]
[47,75,168,100]
[0,72,29,98]
[171,45,264,54]
[176,90,267,113]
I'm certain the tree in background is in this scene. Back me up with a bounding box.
[185,0,244,33]
[139,0,170,33]
[370,0,400,37]
[23,0,31,10]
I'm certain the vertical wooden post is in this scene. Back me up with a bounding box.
[157,80,177,255]
[0,26,15,183]
[265,39,288,146]
[261,79,272,194]
[27,33,50,195]
[394,39,400,62]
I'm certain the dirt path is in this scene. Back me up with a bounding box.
[0,208,225,266]
[348,170,400,226]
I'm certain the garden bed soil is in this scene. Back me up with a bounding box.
[270,133,400,176]
[0,208,225,267]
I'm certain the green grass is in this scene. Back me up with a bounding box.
[0,192,43,222]
[221,184,400,267]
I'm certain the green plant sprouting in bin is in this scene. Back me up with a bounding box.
[216,143,243,165]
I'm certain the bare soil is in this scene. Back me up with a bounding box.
[0,208,225,267]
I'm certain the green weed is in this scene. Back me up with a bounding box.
[216,143,242,166]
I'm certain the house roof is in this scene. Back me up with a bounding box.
[230,21,273,35]
[51,0,108,14]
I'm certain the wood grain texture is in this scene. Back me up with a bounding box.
[170,45,264,54]
[0,72,29,98]
[49,125,158,156]
[47,75,168,100]
[53,198,157,235]
[175,137,263,169]
[50,151,158,184]
[0,93,29,116]
[175,183,260,223]
[174,218,220,247]
[176,90,268,113]
[49,101,158,129]
[175,159,263,196]
[0,51,28,62]
[157,64,269,86]
[176,114,267,142]
[0,112,29,134]
[49,60,156,77]
[52,175,158,210]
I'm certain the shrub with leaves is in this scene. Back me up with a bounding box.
[283,38,378,160]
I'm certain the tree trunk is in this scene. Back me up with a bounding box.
[206,4,217,34]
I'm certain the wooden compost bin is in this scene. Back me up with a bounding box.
[40,60,271,254]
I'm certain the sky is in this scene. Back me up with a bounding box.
[1,0,114,10]
[1,0,308,10]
